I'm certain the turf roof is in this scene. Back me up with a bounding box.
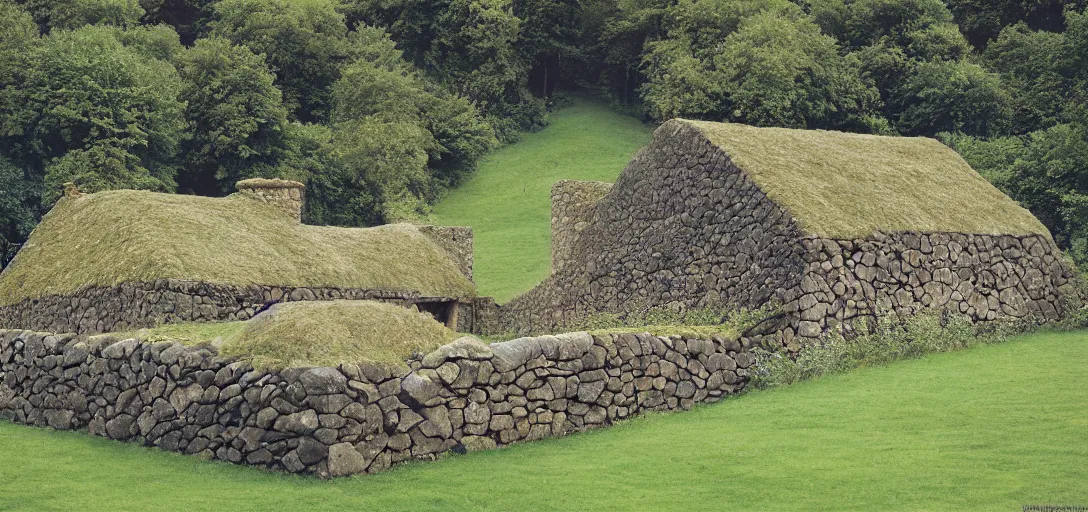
[0,190,476,305]
[682,120,1050,239]
[99,300,459,369]
[224,300,458,368]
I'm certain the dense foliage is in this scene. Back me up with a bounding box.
[0,0,1085,270]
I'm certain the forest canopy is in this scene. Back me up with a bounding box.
[0,0,1086,267]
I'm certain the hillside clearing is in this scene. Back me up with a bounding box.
[431,97,654,303]
[1,330,1085,510]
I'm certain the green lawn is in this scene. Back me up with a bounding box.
[431,97,654,303]
[2,330,1085,511]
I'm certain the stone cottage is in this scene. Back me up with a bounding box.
[501,120,1077,349]
[0,179,492,334]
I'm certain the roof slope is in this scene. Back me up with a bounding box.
[684,120,1050,239]
[0,190,476,305]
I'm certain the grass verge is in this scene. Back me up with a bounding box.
[1,330,1084,510]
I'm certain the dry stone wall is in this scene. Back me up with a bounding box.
[0,328,752,477]
[551,180,613,273]
[502,121,807,334]
[783,232,1076,349]
[0,281,485,335]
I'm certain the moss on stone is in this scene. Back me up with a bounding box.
[0,190,476,305]
[686,120,1050,239]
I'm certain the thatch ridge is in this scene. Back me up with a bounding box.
[0,190,476,305]
[681,120,1050,239]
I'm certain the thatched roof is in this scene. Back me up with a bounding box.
[683,120,1050,239]
[0,190,476,305]
[101,300,458,369]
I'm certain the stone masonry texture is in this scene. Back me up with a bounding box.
[0,328,753,477]
[499,121,1077,348]
[0,280,485,336]
[502,121,808,335]
[551,180,614,274]
[236,179,306,222]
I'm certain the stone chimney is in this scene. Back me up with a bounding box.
[236,178,305,222]
[418,225,475,281]
[551,180,613,274]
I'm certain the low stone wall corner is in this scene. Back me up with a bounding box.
[0,327,752,478]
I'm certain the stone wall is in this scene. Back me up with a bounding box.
[0,328,753,477]
[0,281,486,336]
[551,180,613,274]
[501,121,807,334]
[418,225,475,281]
[783,232,1077,350]
[235,179,305,222]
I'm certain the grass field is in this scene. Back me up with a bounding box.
[431,97,654,303]
[2,330,1085,511]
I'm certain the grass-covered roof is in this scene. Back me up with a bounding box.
[683,120,1050,239]
[100,300,459,369]
[0,190,476,305]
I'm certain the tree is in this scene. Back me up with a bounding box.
[138,0,215,44]
[0,25,184,203]
[894,59,1010,136]
[344,0,544,140]
[211,0,349,123]
[0,155,39,268]
[513,0,576,97]
[175,37,293,196]
[18,0,143,32]
[326,26,496,222]
[944,0,1085,47]
[984,22,1075,134]
[641,5,880,130]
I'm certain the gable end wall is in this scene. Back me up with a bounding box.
[501,122,808,335]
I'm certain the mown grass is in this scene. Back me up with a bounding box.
[2,330,1085,511]
[431,97,654,303]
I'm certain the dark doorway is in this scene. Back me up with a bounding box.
[415,300,460,330]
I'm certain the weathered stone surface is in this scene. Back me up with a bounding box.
[0,327,754,479]
[420,336,493,368]
[275,410,319,435]
[0,281,487,337]
[494,121,1074,349]
[327,443,368,477]
[296,437,329,466]
[299,368,347,395]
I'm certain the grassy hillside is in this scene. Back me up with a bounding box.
[2,330,1085,510]
[431,97,654,303]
